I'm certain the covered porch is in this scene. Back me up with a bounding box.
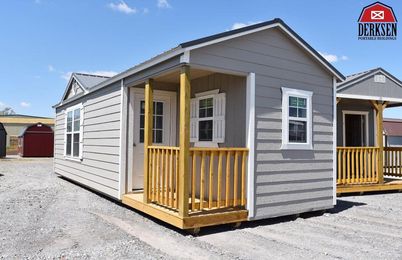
[336,97,402,194]
[122,65,251,230]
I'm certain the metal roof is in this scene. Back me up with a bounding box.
[73,73,111,90]
[55,18,345,108]
[384,118,402,136]
[337,67,402,89]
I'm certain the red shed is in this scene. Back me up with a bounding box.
[18,123,54,157]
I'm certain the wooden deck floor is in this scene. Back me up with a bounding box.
[122,192,248,230]
[337,178,402,194]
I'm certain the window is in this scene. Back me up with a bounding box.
[139,101,164,144]
[65,104,83,159]
[281,87,313,150]
[190,90,226,147]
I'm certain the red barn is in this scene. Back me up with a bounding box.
[18,123,54,157]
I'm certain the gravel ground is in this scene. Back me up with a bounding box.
[1,157,402,259]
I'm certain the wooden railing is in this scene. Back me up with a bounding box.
[384,147,402,177]
[147,146,180,209]
[189,148,248,213]
[147,146,248,213]
[337,147,379,185]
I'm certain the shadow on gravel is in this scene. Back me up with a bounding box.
[56,176,368,237]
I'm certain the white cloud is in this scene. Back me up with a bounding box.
[231,21,262,30]
[0,102,6,110]
[319,52,349,63]
[61,71,118,81]
[109,1,137,14]
[20,102,31,108]
[48,65,55,72]
[157,0,170,9]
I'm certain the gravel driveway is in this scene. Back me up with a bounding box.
[1,157,402,259]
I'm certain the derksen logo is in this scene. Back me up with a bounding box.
[358,1,397,40]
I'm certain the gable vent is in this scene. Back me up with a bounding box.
[374,74,386,83]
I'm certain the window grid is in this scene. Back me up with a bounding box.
[198,97,213,142]
[140,101,164,144]
[66,107,81,157]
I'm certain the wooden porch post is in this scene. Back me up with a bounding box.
[178,65,190,217]
[371,100,388,184]
[143,79,154,203]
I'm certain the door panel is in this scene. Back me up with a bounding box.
[132,92,175,190]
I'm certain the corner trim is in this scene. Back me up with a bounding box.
[246,72,256,219]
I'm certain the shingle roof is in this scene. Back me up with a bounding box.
[73,73,111,90]
[384,118,402,136]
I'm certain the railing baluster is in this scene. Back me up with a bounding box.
[208,151,215,209]
[351,149,355,183]
[169,149,173,207]
[200,151,206,211]
[175,149,179,209]
[337,150,341,184]
[359,148,363,184]
[191,151,196,211]
[241,151,247,206]
[233,151,239,207]
[217,151,223,208]
[226,151,231,207]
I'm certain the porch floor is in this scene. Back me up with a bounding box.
[122,192,248,230]
[337,178,402,194]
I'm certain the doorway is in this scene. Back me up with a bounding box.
[130,89,177,190]
[343,111,369,147]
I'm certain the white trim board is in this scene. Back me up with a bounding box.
[342,110,369,147]
[337,69,402,91]
[332,77,337,205]
[336,93,402,103]
[246,72,256,220]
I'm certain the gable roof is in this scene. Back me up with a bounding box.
[337,67,402,91]
[55,18,345,108]
[61,73,111,102]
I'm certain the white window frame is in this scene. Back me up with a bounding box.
[342,110,369,147]
[191,89,224,148]
[281,87,313,150]
[64,103,84,161]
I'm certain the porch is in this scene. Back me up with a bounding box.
[336,97,402,194]
[122,65,251,230]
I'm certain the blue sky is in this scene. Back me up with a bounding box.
[0,0,401,118]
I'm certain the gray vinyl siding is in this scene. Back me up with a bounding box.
[339,72,402,99]
[54,82,122,199]
[190,27,334,219]
[337,99,376,146]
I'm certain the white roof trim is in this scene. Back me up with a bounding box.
[337,93,402,103]
[184,23,344,81]
[55,21,344,108]
[337,69,402,91]
[60,74,88,102]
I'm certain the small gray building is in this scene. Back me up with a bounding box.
[336,68,402,194]
[53,19,343,230]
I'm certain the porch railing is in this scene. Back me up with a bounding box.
[384,147,402,178]
[337,147,380,185]
[189,148,248,213]
[148,146,180,209]
[147,146,248,213]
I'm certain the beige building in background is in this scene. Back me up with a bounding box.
[0,114,54,154]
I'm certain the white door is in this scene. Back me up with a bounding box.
[132,91,176,190]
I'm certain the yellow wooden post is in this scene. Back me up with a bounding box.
[178,65,190,217]
[371,100,388,184]
[143,79,154,203]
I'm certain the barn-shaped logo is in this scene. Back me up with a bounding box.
[358,2,397,40]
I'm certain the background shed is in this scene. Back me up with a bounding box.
[18,123,54,157]
[0,123,7,157]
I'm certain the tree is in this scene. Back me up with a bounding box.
[0,107,16,115]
